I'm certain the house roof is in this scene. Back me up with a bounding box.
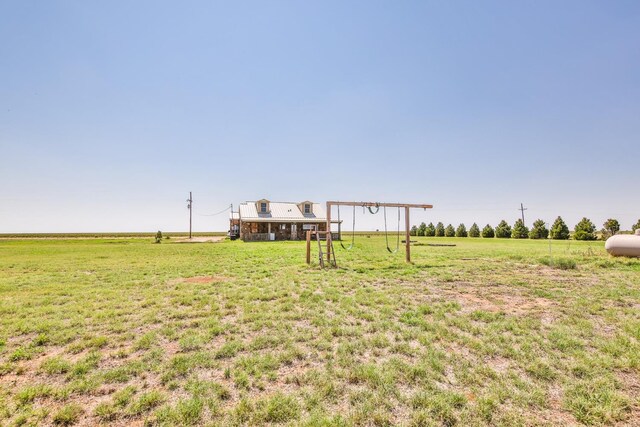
[239,201,328,223]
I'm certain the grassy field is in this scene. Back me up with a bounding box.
[0,236,638,426]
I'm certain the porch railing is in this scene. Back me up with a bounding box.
[242,232,339,241]
[242,233,274,241]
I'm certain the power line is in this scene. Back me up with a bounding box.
[198,204,232,216]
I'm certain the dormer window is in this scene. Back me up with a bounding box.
[256,199,270,214]
[298,201,313,215]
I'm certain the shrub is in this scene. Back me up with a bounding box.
[468,223,480,238]
[602,219,620,239]
[540,257,577,270]
[435,222,445,237]
[95,402,117,421]
[425,222,436,237]
[418,222,427,237]
[156,397,204,425]
[633,219,640,233]
[259,393,300,423]
[410,226,418,236]
[40,357,71,375]
[529,219,549,239]
[9,347,32,361]
[129,390,165,415]
[155,231,163,244]
[444,224,455,237]
[455,224,467,237]
[495,220,511,238]
[215,341,242,359]
[574,231,593,241]
[564,377,630,424]
[481,224,494,238]
[511,219,529,239]
[17,384,53,405]
[53,404,83,425]
[574,217,596,241]
[550,216,570,240]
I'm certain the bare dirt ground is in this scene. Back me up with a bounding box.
[172,236,227,243]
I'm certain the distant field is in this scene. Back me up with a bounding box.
[0,232,226,239]
[0,237,638,426]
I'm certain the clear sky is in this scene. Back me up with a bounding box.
[1,1,639,233]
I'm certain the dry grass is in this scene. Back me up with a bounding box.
[0,237,638,425]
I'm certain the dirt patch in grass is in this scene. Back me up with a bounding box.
[542,384,579,426]
[168,276,229,285]
[172,236,226,243]
[439,282,556,317]
[617,371,640,423]
[184,276,225,284]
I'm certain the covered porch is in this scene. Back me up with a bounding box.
[240,221,339,241]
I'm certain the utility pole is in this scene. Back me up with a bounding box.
[187,192,193,239]
[519,203,527,225]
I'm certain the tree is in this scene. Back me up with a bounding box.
[602,218,620,238]
[425,222,436,237]
[550,216,570,240]
[482,224,495,238]
[633,219,640,233]
[469,223,480,238]
[511,219,529,239]
[529,219,549,239]
[445,224,455,237]
[495,220,512,238]
[155,230,163,244]
[410,225,418,236]
[455,223,468,237]
[574,217,596,241]
[418,222,427,237]
[435,222,445,237]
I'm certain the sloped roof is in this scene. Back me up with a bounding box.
[239,201,327,223]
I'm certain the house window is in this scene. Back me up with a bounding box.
[304,204,311,214]
[260,202,267,213]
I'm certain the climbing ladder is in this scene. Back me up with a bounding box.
[306,230,337,268]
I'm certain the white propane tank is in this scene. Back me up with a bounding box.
[605,230,640,257]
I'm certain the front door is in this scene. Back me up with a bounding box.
[291,224,297,240]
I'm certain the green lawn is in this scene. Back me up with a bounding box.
[0,237,638,426]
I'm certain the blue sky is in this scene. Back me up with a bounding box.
[1,1,639,233]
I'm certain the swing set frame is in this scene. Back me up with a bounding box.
[306,201,433,267]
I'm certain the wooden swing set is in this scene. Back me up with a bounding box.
[306,201,433,267]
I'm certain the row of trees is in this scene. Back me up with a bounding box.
[410,218,640,240]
